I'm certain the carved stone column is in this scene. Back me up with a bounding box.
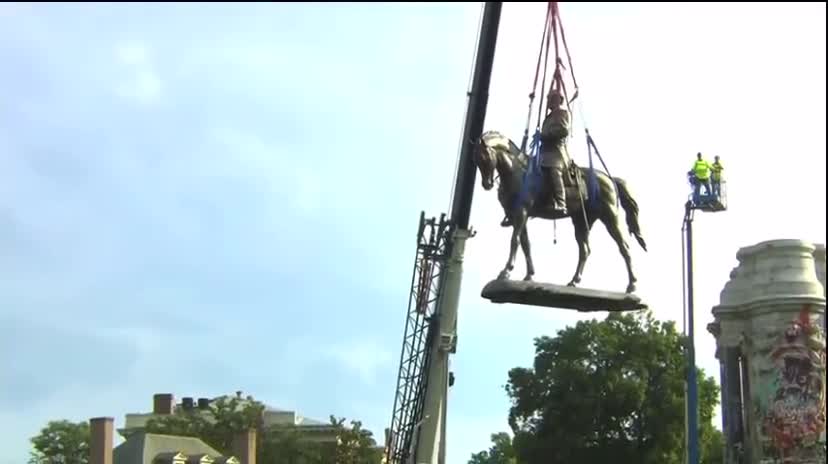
[711,240,826,464]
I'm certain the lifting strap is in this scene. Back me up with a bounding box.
[516,2,577,210]
[513,130,544,211]
[586,130,620,208]
[517,2,580,158]
[519,3,554,154]
[515,2,619,218]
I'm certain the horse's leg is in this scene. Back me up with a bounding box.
[604,211,637,294]
[520,223,535,281]
[497,208,528,280]
[567,212,596,287]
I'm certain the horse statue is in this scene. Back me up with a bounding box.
[472,130,647,294]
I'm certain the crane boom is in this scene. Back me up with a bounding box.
[449,2,502,230]
[414,4,501,463]
[383,3,502,464]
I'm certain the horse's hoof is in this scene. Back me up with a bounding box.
[497,271,511,280]
[626,284,637,294]
[566,280,578,288]
[523,274,533,282]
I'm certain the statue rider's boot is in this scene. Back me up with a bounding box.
[550,168,568,215]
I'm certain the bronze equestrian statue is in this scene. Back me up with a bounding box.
[472,91,647,294]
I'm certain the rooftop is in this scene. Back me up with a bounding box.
[113,432,235,464]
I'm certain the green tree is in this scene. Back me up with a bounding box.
[329,416,382,464]
[29,420,90,464]
[144,394,266,455]
[468,432,517,464]
[145,394,381,463]
[702,428,724,464]
[261,424,325,464]
[33,394,381,464]
[504,311,720,464]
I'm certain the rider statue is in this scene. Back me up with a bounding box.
[501,86,571,227]
[541,85,571,215]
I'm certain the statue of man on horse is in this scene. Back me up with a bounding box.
[474,2,646,298]
[473,120,647,294]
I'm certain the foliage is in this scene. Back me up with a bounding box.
[36,393,381,464]
[144,394,266,455]
[468,432,517,464]
[260,424,326,464]
[329,416,383,464]
[702,427,724,464]
[29,420,90,464]
[498,311,721,464]
[147,403,381,463]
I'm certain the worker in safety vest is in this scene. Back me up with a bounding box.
[540,86,571,215]
[711,155,724,197]
[690,152,712,199]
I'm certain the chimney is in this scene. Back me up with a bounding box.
[197,398,211,410]
[384,428,395,456]
[182,397,194,410]
[89,417,114,464]
[232,429,256,464]
[153,393,175,415]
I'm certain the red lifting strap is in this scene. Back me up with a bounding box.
[536,4,579,110]
[549,2,579,113]
[554,3,579,97]
[521,2,581,151]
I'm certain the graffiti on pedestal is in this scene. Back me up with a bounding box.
[758,306,826,462]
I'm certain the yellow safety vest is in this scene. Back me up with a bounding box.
[711,161,724,181]
[693,159,712,180]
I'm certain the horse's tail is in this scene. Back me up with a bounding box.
[613,177,647,252]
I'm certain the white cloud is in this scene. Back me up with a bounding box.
[116,69,161,103]
[319,340,394,385]
[289,166,324,214]
[116,42,150,67]
[114,42,162,104]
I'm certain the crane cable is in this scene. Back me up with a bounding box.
[516,2,593,242]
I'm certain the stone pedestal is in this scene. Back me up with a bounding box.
[709,240,826,464]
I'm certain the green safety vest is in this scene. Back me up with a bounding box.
[711,161,724,181]
[693,159,711,180]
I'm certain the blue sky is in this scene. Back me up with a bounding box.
[0,2,825,464]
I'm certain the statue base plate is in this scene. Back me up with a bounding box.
[481,279,647,312]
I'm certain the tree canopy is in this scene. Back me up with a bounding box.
[29,420,90,464]
[31,393,381,464]
[468,432,517,464]
[468,311,723,464]
[144,394,382,464]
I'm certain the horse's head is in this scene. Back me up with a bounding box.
[473,132,499,191]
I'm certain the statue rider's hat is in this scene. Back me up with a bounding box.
[547,86,564,99]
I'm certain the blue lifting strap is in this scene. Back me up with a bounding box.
[587,134,599,206]
[585,130,620,208]
[514,129,544,210]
